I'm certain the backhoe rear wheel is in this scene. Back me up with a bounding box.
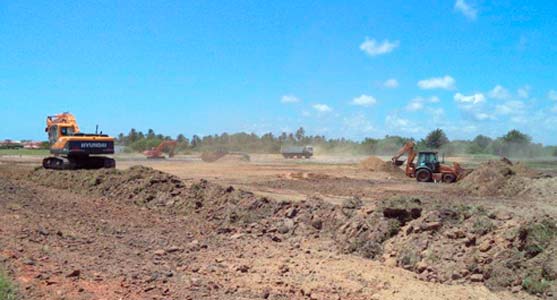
[416,169,432,182]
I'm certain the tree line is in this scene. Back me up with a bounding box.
[116,127,557,158]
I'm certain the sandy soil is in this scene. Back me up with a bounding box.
[0,154,550,299]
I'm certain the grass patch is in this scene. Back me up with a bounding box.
[471,216,495,236]
[519,219,557,258]
[0,149,49,156]
[0,272,17,300]
[522,276,551,295]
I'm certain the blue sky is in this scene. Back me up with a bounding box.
[2,1,557,144]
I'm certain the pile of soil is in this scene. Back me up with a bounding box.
[200,151,227,162]
[457,159,548,197]
[335,195,557,296]
[359,156,403,174]
[385,204,557,296]
[217,152,250,162]
[30,166,187,207]
[201,151,250,162]
[27,166,336,235]
[282,172,331,180]
[21,165,557,296]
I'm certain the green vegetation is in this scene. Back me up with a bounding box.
[115,127,556,158]
[519,219,557,258]
[423,128,449,149]
[0,272,17,300]
[471,216,495,236]
[522,276,551,295]
[0,149,49,156]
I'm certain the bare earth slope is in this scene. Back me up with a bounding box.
[0,164,535,300]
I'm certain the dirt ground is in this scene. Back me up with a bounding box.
[1,154,555,299]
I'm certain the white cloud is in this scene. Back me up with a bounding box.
[517,86,530,99]
[351,94,377,107]
[488,85,511,100]
[454,92,485,104]
[417,76,456,90]
[406,96,440,112]
[281,95,300,103]
[383,78,399,88]
[359,38,399,56]
[454,0,477,20]
[548,90,557,101]
[495,100,525,115]
[385,113,425,134]
[406,102,424,112]
[474,113,494,121]
[343,113,375,132]
[386,114,410,127]
[428,107,445,120]
[313,104,332,112]
[405,97,424,111]
[511,116,527,123]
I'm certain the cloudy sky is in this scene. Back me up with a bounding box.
[2,1,557,144]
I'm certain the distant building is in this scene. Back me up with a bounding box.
[0,139,23,149]
[23,141,43,149]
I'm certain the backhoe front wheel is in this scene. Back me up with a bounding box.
[416,169,432,182]
[442,173,457,183]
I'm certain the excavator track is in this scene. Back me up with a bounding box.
[42,156,116,170]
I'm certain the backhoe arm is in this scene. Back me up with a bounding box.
[391,141,416,164]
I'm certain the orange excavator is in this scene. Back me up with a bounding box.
[391,141,465,183]
[143,140,177,159]
[43,113,116,170]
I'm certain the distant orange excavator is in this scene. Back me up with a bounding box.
[143,140,177,159]
[391,141,466,183]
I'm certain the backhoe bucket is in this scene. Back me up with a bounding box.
[393,159,405,166]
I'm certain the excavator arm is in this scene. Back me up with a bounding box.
[144,140,178,158]
[157,140,177,158]
[391,141,417,177]
[391,141,416,164]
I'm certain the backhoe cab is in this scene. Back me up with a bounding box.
[392,142,463,183]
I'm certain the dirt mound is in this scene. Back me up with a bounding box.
[334,194,557,296]
[281,172,331,180]
[457,159,548,197]
[201,151,250,162]
[200,151,227,162]
[30,166,186,206]
[27,166,332,232]
[21,165,557,296]
[359,156,403,174]
[216,152,250,162]
[385,204,557,297]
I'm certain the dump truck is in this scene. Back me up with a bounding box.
[280,145,313,159]
[43,113,116,170]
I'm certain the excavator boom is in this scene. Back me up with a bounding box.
[391,141,417,177]
[143,140,177,159]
